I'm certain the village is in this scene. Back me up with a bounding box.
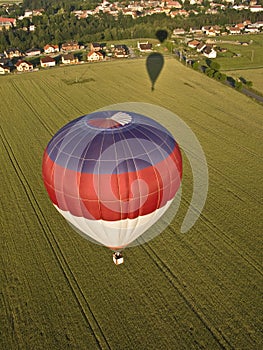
[0,0,263,74]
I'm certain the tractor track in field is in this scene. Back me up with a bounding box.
[140,197,262,349]
[11,81,54,136]
[0,126,111,350]
[190,105,262,160]
[41,79,86,116]
[207,160,262,206]
[186,113,262,205]
[32,80,84,120]
[141,242,234,350]
[179,194,262,275]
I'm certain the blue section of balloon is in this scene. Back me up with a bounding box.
[46,111,177,174]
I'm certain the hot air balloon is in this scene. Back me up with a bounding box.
[42,110,182,264]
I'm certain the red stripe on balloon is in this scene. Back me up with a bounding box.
[42,145,182,221]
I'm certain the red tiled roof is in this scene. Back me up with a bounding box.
[41,56,55,63]
[0,17,16,23]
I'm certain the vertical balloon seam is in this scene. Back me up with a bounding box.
[52,119,98,244]
[129,124,160,215]
[72,124,92,221]
[54,130,68,215]
[78,127,102,244]
[138,123,171,241]
[139,123,166,206]
[127,133,147,244]
[59,122,82,236]
[60,121,87,217]
[160,130,179,208]
[58,121,77,214]
[137,123,163,208]
[118,126,140,246]
[110,129,122,247]
[127,123,163,245]
[95,129,110,245]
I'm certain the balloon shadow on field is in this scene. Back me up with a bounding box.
[146,52,164,91]
[156,29,168,43]
[146,29,168,91]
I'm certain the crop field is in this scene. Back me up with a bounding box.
[215,34,263,70]
[0,57,262,349]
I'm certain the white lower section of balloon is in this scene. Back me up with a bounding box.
[54,200,173,249]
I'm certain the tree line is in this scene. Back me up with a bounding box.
[0,3,262,52]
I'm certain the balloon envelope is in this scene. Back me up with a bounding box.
[42,111,182,250]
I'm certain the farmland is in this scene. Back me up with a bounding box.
[0,57,262,349]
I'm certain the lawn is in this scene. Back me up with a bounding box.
[0,57,262,349]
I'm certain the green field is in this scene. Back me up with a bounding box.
[225,67,263,95]
[0,57,262,349]
[214,34,263,70]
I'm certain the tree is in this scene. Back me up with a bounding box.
[245,81,253,88]
[205,67,215,78]
[209,61,220,71]
[192,61,200,70]
[234,80,243,91]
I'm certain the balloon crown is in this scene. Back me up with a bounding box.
[87,111,132,129]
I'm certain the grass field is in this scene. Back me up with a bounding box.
[0,57,262,349]
[214,34,263,70]
[224,67,263,95]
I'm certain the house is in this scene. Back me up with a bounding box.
[113,44,129,58]
[23,9,44,17]
[26,48,41,56]
[243,20,251,26]
[0,65,11,74]
[253,21,263,28]
[170,10,188,17]
[61,53,79,64]
[90,43,101,52]
[244,26,259,33]
[87,51,104,61]
[138,41,152,52]
[15,60,33,72]
[203,46,217,58]
[90,43,106,52]
[61,42,80,52]
[172,28,185,36]
[40,56,56,68]
[29,24,36,32]
[201,26,211,34]
[4,48,23,59]
[0,17,16,30]
[44,44,59,54]
[207,29,217,37]
[189,27,203,35]
[196,42,206,52]
[250,5,263,12]
[187,40,200,49]
[236,23,245,30]
[164,1,182,8]
[228,27,241,34]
